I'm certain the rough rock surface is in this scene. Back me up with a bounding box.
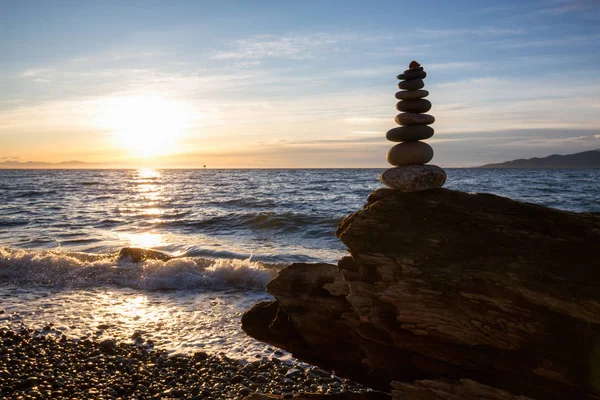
[118,247,172,263]
[244,393,390,400]
[390,380,535,400]
[242,188,600,400]
[379,165,446,191]
[394,113,435,126]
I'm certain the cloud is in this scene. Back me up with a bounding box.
[20,69,51,78]
[414,27,524,39]
[490,134,600,148]
[211,33,339,61]
[428,62,480,70]
[539,0,600,15]
[496,33,600,49]
[339,67,393,77]
[343,117,388,125]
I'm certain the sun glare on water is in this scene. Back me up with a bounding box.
[118,232,164,248]
[98,95,196,158]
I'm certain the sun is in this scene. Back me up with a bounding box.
[98,95,196,158]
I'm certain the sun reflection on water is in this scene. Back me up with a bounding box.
[137,168,161,179]
[108,294,162,324]
[114,168,167,249]
[118,232,164,248]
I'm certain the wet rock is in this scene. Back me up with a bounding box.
[98,339,117,354]
[285,368,303,379]
[118,247,171,263]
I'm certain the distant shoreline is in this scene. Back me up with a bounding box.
[478,149,600,169]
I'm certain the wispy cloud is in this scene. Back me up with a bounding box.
[339,67,393,77]
[211,33,339,61]
[343,117,388,125]
[414,27,524,39]
[539,0,600,15]
[20,69,51,78]
[491,134,600,148]
[495,33,600,48]
[428,62,480,70]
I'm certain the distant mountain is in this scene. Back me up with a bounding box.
[479,149,600,168]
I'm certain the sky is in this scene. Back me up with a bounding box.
[1,0,599,168]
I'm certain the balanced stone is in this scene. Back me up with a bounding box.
[396,70,427,80]
[386,125,434,142]
[408,60,423,70]
[396,99,432,113]
[395,113,435,126]
[379,165,447,192]
[398,79,424,90]
[395,90,429,100]
[386,141,434,166]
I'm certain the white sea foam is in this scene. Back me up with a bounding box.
[0,247,278,291]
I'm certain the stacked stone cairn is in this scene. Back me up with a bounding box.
[379,61,447,192]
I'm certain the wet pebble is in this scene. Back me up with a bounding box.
[0,323,371,399]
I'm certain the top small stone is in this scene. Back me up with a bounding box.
[409,60,421,70]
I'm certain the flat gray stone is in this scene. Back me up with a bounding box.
[396,99,432,113]
[386,141,434,166]
[398,79,424,90]
[397,70,427,80]
[386,126,434,142]
[395,90,429,100]
[395,113,435,126]
[379,165,446,192]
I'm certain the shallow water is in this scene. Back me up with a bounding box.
[0,283,276,360]
[1,168,598,358]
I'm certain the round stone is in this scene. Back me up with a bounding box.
[379,165,447,192]
[395,90,429,100]
[406,65,423,72]
[398,79,424,90]
[396,99,432,113]
[395,113,435,126]
[396,70,427,80]
[386,141,434,166]
[386,126,434,142]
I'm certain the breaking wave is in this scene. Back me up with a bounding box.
[0,247,278,291]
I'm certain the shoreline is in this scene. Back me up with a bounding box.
[0,320,370,400]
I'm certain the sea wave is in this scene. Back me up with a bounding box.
[0,247,278,291]
[161,211,340,236]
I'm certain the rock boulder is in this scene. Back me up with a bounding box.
[242,188,600,399]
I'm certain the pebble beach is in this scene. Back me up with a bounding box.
[0,316,369,400]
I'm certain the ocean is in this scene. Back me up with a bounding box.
[1,168,599,360]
